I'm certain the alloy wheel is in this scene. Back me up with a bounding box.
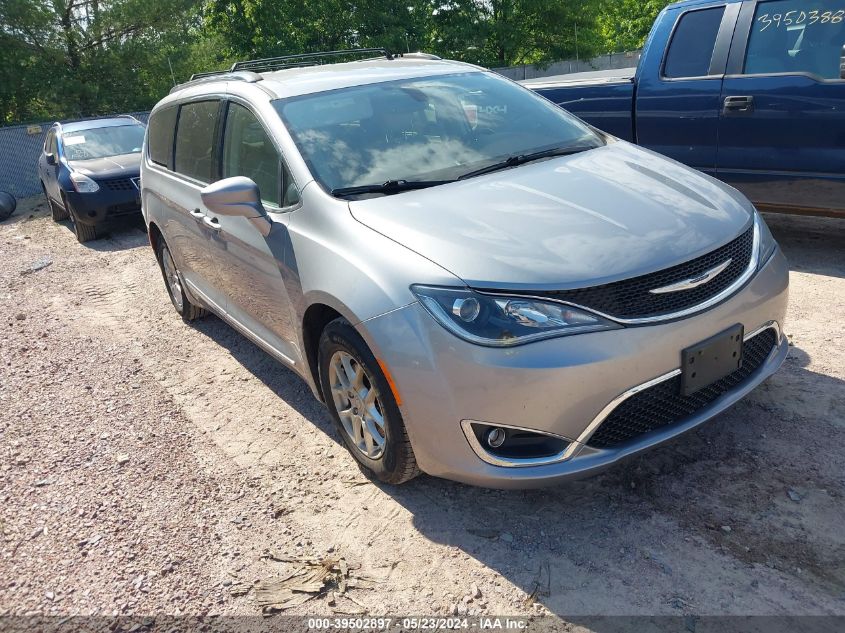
[328,351,386,459]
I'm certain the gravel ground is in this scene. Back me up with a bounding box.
[1,197,843,622]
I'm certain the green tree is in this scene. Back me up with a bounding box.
[0,0,205,123]
[597,0,672,53]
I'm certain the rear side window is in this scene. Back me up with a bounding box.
[745,0,845,79]
[174,101,219,183]
[664,7,726,78]
[148,106,178,168]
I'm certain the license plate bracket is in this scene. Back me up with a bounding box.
[681,325,744,396]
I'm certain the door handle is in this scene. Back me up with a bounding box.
[202,216,222,231]
[723,96,754,114]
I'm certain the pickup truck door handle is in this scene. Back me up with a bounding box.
[723,96,755,114]
[202,216,222,231]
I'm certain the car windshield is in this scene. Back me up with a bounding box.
[62,124,145,160]
[274,72,604,195]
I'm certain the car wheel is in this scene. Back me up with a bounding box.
[44,184,68,222]
[156,238,207,321]
[318,318,420,485]
[61,192,98,242]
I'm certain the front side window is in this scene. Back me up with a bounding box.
[664,7,726,78]
[148,106,178,168]
[174,101,219,183]
[274,71,604,195]
[61,125,145,161]
[745,0,845,79]
[222,103,292,207]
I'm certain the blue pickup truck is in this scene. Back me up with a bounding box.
[524,0,845,217]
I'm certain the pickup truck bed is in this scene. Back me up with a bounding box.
[523,69,637,142]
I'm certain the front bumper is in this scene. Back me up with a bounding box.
[357,248,790,488]
[65,186,142,227]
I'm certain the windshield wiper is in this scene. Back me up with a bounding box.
[331,179,456,198]
[458,145,596,181]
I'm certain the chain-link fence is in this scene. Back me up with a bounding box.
[0,112,150,200]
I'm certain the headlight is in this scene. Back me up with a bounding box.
[411,285,620,347]
[755,210,777,267]
[69,172,99,193]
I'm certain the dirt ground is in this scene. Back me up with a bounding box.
[1,196,843,623]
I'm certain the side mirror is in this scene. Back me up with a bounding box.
[841,44,845,80]
[200,177,272,237]
[45,153,56,166]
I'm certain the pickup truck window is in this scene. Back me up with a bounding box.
[745,0,845,79]
[275,72,604,194]
[664,7,726,78]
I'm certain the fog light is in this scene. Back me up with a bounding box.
[486,427,506,448]
[452,297,481,322]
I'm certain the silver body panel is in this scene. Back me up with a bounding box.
[141,58,789,488]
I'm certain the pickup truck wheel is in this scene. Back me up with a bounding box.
[156,239,207,321]
[44,184,68,222]
[318,318,420,485]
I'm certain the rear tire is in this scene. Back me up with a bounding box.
[155,238,208,321]
[44,184,68,222]
[318,318,420,485]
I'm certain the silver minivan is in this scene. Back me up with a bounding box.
[141,51,789,488]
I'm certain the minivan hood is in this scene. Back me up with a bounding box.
[68,152,141,179]
[348,141,754,290]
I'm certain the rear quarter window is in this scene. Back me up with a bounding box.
[174,101,220,183]
[148,106,178,168]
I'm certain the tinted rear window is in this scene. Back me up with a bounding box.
[174,101,219,183]
[745,0,845,79]
[664,7,726,78]
[148,106,178,168]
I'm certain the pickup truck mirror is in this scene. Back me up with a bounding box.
[200,176,272,237]
[45,153,56,166]
[841,44,845,79]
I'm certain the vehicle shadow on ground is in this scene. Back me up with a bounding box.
[187,314,341,442]
[764,212,845,279]
[61,217,149,252]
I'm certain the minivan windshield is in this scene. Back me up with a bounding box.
[274,72,605,196]
[62,124,146,161]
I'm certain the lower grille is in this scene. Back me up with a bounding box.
[587,328,779,449]
[107,202,141,216]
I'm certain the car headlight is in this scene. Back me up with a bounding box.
[411,285,620,347]
[755,210,777,267]
[69,172,100,193]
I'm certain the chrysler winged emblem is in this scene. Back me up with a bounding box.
[649,259,732,295]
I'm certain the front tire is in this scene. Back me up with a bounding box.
[44,184,68,222]
[156,238,207,321]
[61,192,98,242]
[318,318,420,485]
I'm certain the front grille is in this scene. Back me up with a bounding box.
[102,178,137,191]
[587,328,778,449]
[535,225,755,320]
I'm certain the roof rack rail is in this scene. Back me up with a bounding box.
[172,70,263,94]
[230,48,394,74]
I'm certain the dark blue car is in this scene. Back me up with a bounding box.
[37,116,146,242]
[524,0,845,217]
